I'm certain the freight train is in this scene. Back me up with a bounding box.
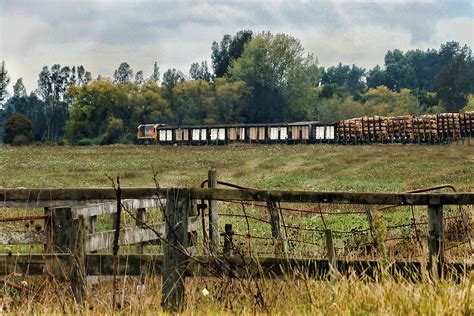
[137,112,474,145]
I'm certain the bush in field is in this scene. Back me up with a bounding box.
[3,113,33,145]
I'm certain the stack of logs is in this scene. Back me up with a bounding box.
[413,115,438,141]
[337,111,473,143]
[337,116,388,142]
[387,115,413,141]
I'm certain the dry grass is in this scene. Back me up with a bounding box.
[1,271,473,315]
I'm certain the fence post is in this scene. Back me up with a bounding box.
[222,224,234,257]
[44,207,53,252]
[325,229,336,270]
[162,188,191,312]
[208,169,219,252]
[427,204,444,278]
[51,207,86,304]
[267,198,286,254]
[135,208,147,254]
[71,215,86,304]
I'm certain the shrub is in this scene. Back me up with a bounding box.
[11,134,31,146]
[3,113,33,145]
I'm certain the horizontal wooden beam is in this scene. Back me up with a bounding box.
[1,253,471,279]
[85,216,198,252]
[0,230,45,245]
[190,188,474,205]
[72,199,164,219]
[1,187,473,207]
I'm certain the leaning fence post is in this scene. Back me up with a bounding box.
[267,198,286,254]
[325,229,336,270]
[427,204,444,278]
[162,188,191,312]
[208,169,219,252]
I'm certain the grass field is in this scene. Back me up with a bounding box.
[0,143,473,314]
[1,143,473,191]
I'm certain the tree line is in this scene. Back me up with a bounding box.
[1,30,473,145]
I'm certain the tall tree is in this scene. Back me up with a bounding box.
[211,30,253,77]
[435,53,474,112]
[13,78,27,97]
[135,70,144,84]
[321,63,366,95]
[189,61,212,82]
[0,60,10,105]
[36,64,72,141]
[151,61,160,83]
[228,32,320,122]
[113,62,133,84]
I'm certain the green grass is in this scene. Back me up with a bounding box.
[0,143,473,191]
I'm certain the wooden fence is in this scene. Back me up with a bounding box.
[1,172,473,311]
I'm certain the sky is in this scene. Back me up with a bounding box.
[1,0,473,93]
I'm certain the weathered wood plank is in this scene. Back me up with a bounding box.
[72,199,164,219]
[162,188,190,312]
[190,188,474,205]
[208,169,219,252]
[0,253,472,279]
[85,217,198,252]
[428,204,444,278]
[0,230,46,245]
[1,188,473,207]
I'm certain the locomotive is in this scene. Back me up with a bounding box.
[137,112,473,145]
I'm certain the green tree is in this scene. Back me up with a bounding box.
[212,30,253,77]
[228,32,320,122]
[151,61,160,83]
[66,79,128,143]
[189,61,212,82]
[130,80,170,126]
[435,53,474,112]
[0,60,10,105]
[113,62,133,84]
[5,93,46,140]
[3,113,33,145]
[322,63,366,96]
[213,78,251,123]
[172,80,215,125]
[13,78,26,97]
[135,70,144,84]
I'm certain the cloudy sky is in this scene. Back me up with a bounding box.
[1,0,473,93]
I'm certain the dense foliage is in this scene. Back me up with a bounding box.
[3,113,33,145]
[1,32,473,145]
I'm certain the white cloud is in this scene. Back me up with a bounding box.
[0,0,472,93]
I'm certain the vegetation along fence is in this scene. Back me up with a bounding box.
[0,170,473,311]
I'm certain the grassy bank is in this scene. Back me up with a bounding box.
[1,143,473,191]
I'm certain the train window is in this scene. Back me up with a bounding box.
[280,127,288,140]
[166,130,172,141]
[192,129,200,140]
[219,128,226,140]
[159,130,166,141]
[210,129,218,140]
[270,127,278,140]
[315,126,325,139]
[326,126,335,139]
[201,129,207,140]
